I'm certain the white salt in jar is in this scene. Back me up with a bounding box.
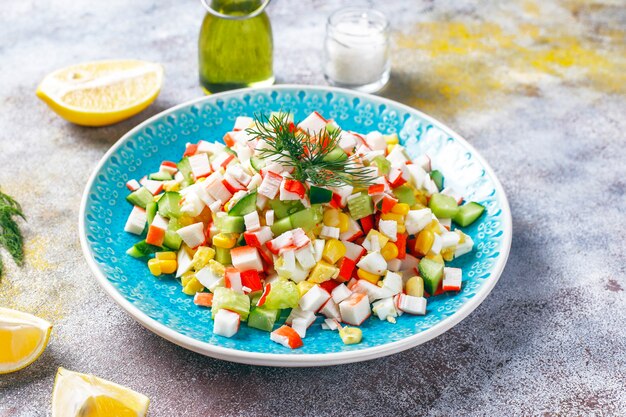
[323,8,390,93]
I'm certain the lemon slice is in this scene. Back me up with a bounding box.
[36,59,163,127]
[0,307,52,374]
[52,368,150,417]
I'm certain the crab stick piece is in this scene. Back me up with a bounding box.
[193,292,214,307]
[298,284,331,312]
[213,309,240,338]
[270,325,304,349]
[176,222,205,248]
[339,293,371,326]
[395,294,427,315]
[442,267,462,292]
[124,206,147,235]
[126,179,141,191]
[230,246,263,272]
[145,214,168,246]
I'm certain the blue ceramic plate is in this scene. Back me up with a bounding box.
[79,85,512,366]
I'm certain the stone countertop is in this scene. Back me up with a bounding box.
[1,0,625,415]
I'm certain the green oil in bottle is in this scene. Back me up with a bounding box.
[198,0,274,94]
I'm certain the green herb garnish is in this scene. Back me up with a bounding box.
[0,189,25,278]
[247,112,374,188]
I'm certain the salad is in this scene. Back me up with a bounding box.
[123,111,485,348]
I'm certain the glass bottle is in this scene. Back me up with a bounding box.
[198,0,274,94]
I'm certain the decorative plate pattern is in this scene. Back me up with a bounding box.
[79,85,512,366]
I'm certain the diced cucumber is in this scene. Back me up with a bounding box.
[393,185,416,206]
[163,230,182,250]
[271,216,293,235]
[228,192,257,216]
[126,187,153,209]
[167,217,182,231]
[247,306,280,332]
[347,193,374,220]
[323,147,348,163]
[149,171,173,181]
[211,287,250,321]
[126,240,160,258]
[176,157,194,187]
[269,200,304,219]
[289,205,323,232]
[429,193,459,218]
[453,201,485,227]
[217,215,245,233]
[418,258,444,295]
[214,246,232,265]
[263,279,299,310]
[372,155,391,175]
[158,191,181,218]
[250,156,266,172]
[146,202,157,225]
[309,186,333,204]
[429,170,444,191]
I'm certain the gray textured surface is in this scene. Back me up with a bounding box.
[1,0,625,416]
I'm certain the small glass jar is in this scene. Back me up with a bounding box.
[323,8,390,93]
[198,0,274,94]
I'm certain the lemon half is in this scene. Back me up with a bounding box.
[0,307,52,374]
[36,59,163,127]
[52,368,150,417]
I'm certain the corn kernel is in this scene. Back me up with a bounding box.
[338,213,350,233]
[386,144,396,154]
[405,276,424,297]
[384,133,399,145]
[357,268,381,284]
[365,230,389,249]
[424,220,442,234]
[323,209,341,228]
[425,253,444,264]
[397,224,406,234]
[159,260,177,274]
[441,247,455,262]
[192,246,215,270]
[297,281,315,297]
[391,203,410,215]
[147,258,162,276]
[339,326,362,345]
[179,216,195,227]
[182,277,204,295]
[163,181,180,192]
[155,251,176,261]
[381,242,399,261]
[381,212,404,223]
[415,230,435,256]
[322,239,346,264]
[308,261,339,283]
[181,271,195,287]
[212,233,237,249]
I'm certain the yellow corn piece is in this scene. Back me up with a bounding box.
[297,281,315,297]
[384,133,399,145]
[322,239,346,264]
[391,203,410,215]
[365,229,389,249]
[405,276,424,297]
[386,144,396,154]
[212,233,237,249]
[323,209,341,228]
[192,246,215,270]
[425,253,444,264]
[159,260,177,274]
[414,190,428,207]
[339,326,362,345]
[441,247,455,262]
[308,261,339,283]
[380,212,404,224]
[357,268,381,284]
[178,216,195,227]
[381,242,399,261]
[155,251,176,261]
[338,213,350,233]
[424,220,442,234]
[397,224,406,234]
[196,177,206,183]
[163,181,180,192]
[182,277,204,295]
[181,271,195,287]
[414,230,435,256]
[147,259,162,276]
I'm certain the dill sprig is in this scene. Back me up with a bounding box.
[0,189,25,279]
[246,112,374,188]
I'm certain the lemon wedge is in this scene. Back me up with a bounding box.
[52,368,150,417]
[36,59,163,127]
[0,307,52,374]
